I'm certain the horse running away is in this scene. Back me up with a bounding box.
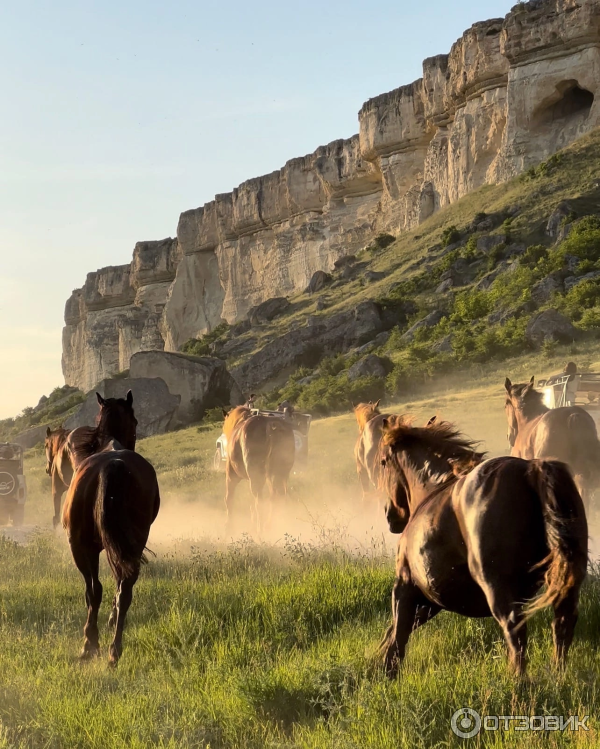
[222,406,295,533]
[505,376,600,512]
[62,391,160,664]
[44,426,73,528]
[66,391,138,470]
[380,419,588,677]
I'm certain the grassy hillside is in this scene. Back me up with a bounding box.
[3,355,600,747]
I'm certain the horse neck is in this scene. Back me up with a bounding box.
[402,457,453,513]
[515,400,548,428]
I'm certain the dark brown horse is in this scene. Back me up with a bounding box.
[380,419,587,677]
[223,406,295,533]
[45,426,73,528]
[66,391,138,470]
[505,376,600,512]
[62,392,158,664]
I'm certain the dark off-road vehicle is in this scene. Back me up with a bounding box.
[0,442,27,526]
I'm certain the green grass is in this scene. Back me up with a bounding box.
[4,362,600,747]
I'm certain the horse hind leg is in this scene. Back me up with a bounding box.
[51,477,65,529]
[108,566,140,666]
[72,545,103,659]
[481,585,527,676]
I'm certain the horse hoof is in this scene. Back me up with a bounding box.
[108,644,121,665]
[79,644,99,660]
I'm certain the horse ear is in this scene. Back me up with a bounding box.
[504,377,512,394]
[125,390,133,407]
[96,392,106,407]
[529,376,535,387]
[222,408,229,418]
[46,426,51,437]
[426,415,437,427]
[382,417,389,431]
[374,399,381,409]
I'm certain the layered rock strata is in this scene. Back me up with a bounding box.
[63,0,600,392]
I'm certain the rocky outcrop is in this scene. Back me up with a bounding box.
[129,351,243,425]
[64,377,181,438]
[63,0,600,391]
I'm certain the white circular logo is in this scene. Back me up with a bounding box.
[0,472,16,496]
[451,708,481,739]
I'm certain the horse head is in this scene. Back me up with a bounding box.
[45,425,69,476]
[353,400,381,432]
[504,376,541,448]
[96,390,138,450]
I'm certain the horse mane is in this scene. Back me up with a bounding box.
[383,419,483,483]
[46,427,70,453]
[354,401,381,432]
[223,406,252,440]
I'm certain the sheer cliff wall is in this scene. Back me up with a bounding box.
[63,0,600,391]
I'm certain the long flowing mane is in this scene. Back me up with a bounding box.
[383,420,484,487]
[354,401,381,432]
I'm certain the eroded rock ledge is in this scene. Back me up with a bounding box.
[63,0,600,391]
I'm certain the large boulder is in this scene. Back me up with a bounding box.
[13,424,50,449]
[402,310,445,342]
[525,310,578,348]
[130,351,243,425]
[64,377,180,438]
[546,201,574,240]
[531,273,563,304]
[247,297,290,326]
[306,271,332,294]
[347,355,393,381]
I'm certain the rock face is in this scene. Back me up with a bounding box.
[526,309,578,347]
[64,377,181,438]
[129,351,243,425]
[63,0,600,391]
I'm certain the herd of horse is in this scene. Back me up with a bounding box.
[41,376,600,672]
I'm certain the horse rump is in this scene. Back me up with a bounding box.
[524,459,588,619]
[94,458,157,578]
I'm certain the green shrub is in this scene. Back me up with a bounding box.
[370,233,395,251]
[451,290,492,323]
[181,322,230,357]
[520,244,548,268]
[441,226,461,247]
[558,279,600,321]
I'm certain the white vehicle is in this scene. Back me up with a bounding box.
[214,408,312,471]
[0,443,27,526]
[537,372,600,430]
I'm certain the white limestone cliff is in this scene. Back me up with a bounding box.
[63,0,600,391]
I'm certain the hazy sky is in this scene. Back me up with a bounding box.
[0,0,513,419]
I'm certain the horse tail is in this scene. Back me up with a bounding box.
[524,460,588,620]
[265,420,295,495]
[94,459,146,578]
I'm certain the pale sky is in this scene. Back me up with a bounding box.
[0,0,513,419]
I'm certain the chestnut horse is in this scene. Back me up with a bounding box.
[66,391,138,470]
[223,406,295,533]
[505,376,600,512]
[380,419,587,677]
[45,426,73,528]
[62,392,158,664]
[353,402,431,500]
